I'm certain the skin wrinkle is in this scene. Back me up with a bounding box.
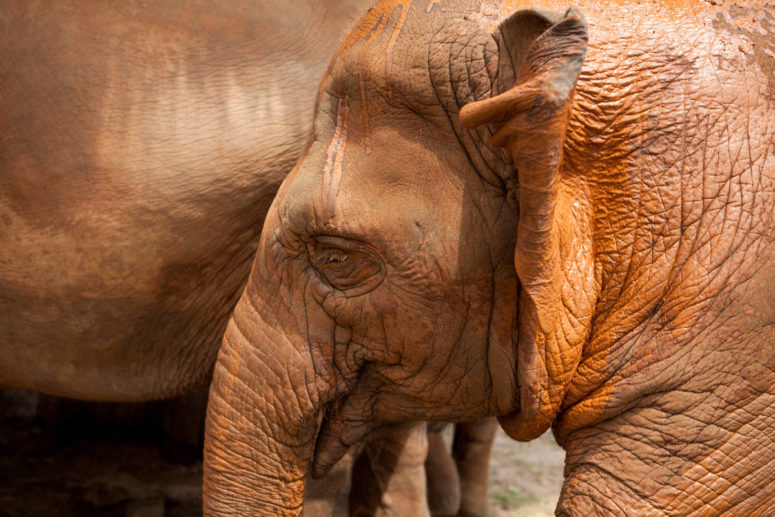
[572,64,689,374]
[433,32,488,172]
[579,461,653,511]
[213,330,310,508]
[321,95,350,221]
[428,25,511,191]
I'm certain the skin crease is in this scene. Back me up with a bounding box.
[204,0,775,515]
[0,0,373,399]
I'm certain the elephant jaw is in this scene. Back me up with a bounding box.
[311,311,523,477]
[310,371,413,478]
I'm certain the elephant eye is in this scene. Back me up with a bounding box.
[323,251,349,266]
[308,235,385,295]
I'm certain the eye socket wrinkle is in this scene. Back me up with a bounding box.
[306,235,386,295]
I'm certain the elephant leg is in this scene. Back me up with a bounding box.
[452,418,498,517]
[424,424,461,516]
[303,450,356,517]
[348,423,430,517]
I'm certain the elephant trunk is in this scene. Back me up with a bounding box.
[203,285,323,516]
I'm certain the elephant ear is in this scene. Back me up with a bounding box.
[460,8,592,441]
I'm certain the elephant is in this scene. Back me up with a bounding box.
[203,0,775,515]
[0,0,369,503]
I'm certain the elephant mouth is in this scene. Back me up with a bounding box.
[309,276,520,478]
[311,397,378,478]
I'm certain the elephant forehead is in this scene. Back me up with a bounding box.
[322,0,475,113]
[280,121,473,253]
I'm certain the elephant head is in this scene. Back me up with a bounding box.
[203,1,594,513]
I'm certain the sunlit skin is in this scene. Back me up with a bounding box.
[205,0,775,515]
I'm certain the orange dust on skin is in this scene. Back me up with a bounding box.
[353,11,392,155]
[327,1,408,72]
[385,2,414,81]
[546,32,651,440]
[314,1,417,190]
[319,2,414,159]
[322,95,350,221]
[359,76,372,154]
[450,0,775,459]
[500,0,771,18]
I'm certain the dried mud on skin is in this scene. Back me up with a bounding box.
[1,390,563,516]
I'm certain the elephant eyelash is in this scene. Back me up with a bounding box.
[322,251,349,266]
[307,235,385,295]
[310,245,351,271]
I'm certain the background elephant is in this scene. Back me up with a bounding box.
[0,0,369,508]
[204,0,775,514]
[0,0,372,400]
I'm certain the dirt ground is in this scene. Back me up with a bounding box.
[0,390,205,517]
[486,431,564,517]
[0,390,564,516]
